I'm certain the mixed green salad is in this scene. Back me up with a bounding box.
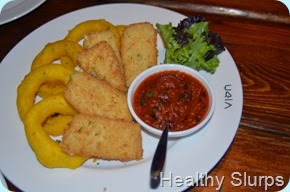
[156,16,225,73]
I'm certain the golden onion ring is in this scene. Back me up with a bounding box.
[17,64,72,120]
[43,114,73,136]
[60,56,75,70]
[31,40,82,70]
[64,19,120,48]
[37,80,67,99]
[23,95,87,168]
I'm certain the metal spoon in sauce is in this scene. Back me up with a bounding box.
[150,122,170,189]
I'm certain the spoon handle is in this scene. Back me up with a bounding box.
[150,122,170,189]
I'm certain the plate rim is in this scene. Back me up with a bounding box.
[0,0,46,25]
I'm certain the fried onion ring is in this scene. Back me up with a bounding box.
[60,56,75,70]
[30,40,79,97]
[64,19,120,47]
[17,64,72,120]
[31,40,82,70]
[23,95,87,168]
[43,114,73,136]
[37,80,67,99]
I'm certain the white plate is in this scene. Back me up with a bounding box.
[0,0,46,25]
[0,3,243,192]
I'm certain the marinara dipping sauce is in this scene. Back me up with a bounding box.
[133,70,209,132]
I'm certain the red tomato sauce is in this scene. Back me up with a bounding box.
[133,70,209,131]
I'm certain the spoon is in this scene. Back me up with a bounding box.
[150,122,170,189]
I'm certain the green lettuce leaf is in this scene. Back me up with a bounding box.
[156,21,220,73]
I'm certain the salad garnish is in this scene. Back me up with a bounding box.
[156,16,225,73]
